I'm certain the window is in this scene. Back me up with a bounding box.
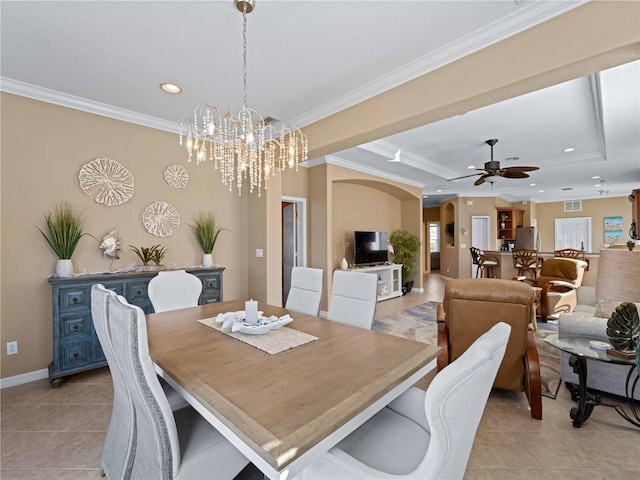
[429,222,440,252]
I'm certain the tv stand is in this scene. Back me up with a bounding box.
[352,264,402,301]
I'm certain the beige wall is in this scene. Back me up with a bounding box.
[1,93,249,378]
[332,183,401,268]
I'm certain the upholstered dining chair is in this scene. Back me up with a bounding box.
[437,278,542,420]
[512,248,543,280]
[91,284,191,477]
[106,293,249,479]
[327,270,378,330]
[516,257,588,323]
[470,246,499,278]
[91,284,134,479]
[148,270,203,313]
[292,322,510,480]
[285,266,324,316]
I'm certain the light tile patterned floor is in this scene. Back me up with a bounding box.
[1,274,638,479]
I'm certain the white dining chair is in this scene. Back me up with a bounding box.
[91,284,135,479]
[91,284,191,478]
[285,266,324,316]
[327,270,378,330]
[106,293,250,479]
[148,270,203,313]
[293,322,511,480]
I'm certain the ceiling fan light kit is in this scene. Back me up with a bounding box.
[448,139,539,186]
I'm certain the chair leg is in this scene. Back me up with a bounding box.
[524,330,543,420]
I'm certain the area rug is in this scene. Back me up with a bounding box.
[373,302,562,399]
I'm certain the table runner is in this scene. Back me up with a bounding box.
[198,316,318,355]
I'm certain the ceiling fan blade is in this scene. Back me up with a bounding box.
[502,171,530,179]
[447,172,483,181]
[504,166,539,173]
[474,175,488,186]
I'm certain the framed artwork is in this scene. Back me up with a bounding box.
[603,216,623,244]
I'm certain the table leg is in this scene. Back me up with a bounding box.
[568,354,595,428]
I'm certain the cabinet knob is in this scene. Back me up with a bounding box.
[72,297,79,304]
[73,325,79,330]
[72,353,79,359]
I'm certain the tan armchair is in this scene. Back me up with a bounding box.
[437,278,542,419]
[518,257,588,323]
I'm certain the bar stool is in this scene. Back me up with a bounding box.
[512,249,542,280]
[470,247,499,278]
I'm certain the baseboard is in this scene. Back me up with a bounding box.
[0,368,49,389]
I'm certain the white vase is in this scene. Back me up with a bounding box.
[340,257,348,270]
[56,259,73,277]
[202,253,214,267]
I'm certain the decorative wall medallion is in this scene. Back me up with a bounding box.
[79,157,134,206]
[164,164,189,189]
[143,201,180,237]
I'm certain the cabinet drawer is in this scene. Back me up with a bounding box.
[59,287,91,313]
[60,313,91,340]
[126,282,149,304]
[61,341,92,369]
[201,274,220,293]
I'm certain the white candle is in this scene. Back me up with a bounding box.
[245,299,258,325]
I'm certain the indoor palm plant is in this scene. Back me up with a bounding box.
[38,201,90,277]
[191,212,229,266]
[389,229,420,293]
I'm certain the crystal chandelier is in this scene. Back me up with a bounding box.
[179,0,308,196]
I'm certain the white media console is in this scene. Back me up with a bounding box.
[350,263,403,301]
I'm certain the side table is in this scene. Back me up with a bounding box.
[544,333,639,428]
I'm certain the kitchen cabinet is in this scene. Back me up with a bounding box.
[496,208,524,240]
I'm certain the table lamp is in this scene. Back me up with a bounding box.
[596,249,640,355]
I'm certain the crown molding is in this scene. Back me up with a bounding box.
[1,77,180,133]
[290,1,587,127]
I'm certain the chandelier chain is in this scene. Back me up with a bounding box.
[242,4,248,108]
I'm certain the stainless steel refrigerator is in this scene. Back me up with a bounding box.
[515,226,540,250]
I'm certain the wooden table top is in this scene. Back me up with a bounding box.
[146,299,440,474]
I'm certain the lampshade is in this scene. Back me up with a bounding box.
[595,249,640,303]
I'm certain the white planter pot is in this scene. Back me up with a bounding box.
[56,259,74,277]
[202,253,214,267]
[340,257,348,270]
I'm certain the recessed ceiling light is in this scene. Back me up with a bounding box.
[529,183,536,187]
[160,83,182,94]
[563,147,576,153]
[422,195,429,198]
[467,165,475,169]
[591,175,600,180]
[593,183,602,187]
[538,189,544,193]
[436,189,443,193]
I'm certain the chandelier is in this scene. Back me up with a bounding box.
[179,0,308,196]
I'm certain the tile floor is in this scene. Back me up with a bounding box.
[1,274,639,479]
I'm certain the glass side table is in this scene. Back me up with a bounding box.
[544,334,639,428]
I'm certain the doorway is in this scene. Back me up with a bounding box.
[471,216,492,277]
[282,196,307,305]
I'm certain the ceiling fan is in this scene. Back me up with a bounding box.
[448,139,539,186]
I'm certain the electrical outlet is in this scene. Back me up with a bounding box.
[6,341,18,355]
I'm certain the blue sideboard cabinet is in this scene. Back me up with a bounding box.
[47,266,224,387]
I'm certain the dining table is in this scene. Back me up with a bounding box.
[146,299,441,480]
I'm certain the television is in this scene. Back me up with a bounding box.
[354,231,389,266]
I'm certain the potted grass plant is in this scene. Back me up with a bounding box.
[389,229,420,294]
[38,201,90,277]
[191,212,229,267]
